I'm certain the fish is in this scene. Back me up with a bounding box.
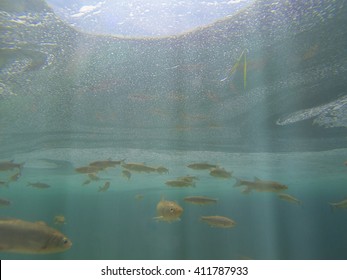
[82,179,91,186]
[233,177,288,194]
[75,165,102,174]
[54,215,66,225]
[184,196,218,205]
[0,197,11,207]
[122,170,131,180]
[98,181,110,192]
[165,179,195,188]
[154,198,183,222]
[156,166,169,174]
[27,182,51,189]
[177,175,199,183]
[8,171,21,183]
[277,193,302,205]
[3,172,21,187]
[89,159,125,169]
[0,218,72,254]
[0,160,24,172]
[329,199,347,210]
[122,162,157,173]
[187,163,218,170]
[209,167,232,179]
[200,215,236,228]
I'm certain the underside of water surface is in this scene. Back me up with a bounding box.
[0,0,346,260]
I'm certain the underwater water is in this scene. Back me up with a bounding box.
[0,0,347,260]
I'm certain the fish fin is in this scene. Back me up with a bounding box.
[153,216,164,222]
[233,177,243,187]
[35,221,47,226]
[254,176,261,181]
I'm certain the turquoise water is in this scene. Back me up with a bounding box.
[1,148,346,260]
[1,0,347,259]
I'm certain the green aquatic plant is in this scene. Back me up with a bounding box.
[229,49,248,90]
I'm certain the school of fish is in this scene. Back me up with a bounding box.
[0,158,344,256]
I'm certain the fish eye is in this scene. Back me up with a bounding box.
[170,208,174,213]
[62,238,69,245]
